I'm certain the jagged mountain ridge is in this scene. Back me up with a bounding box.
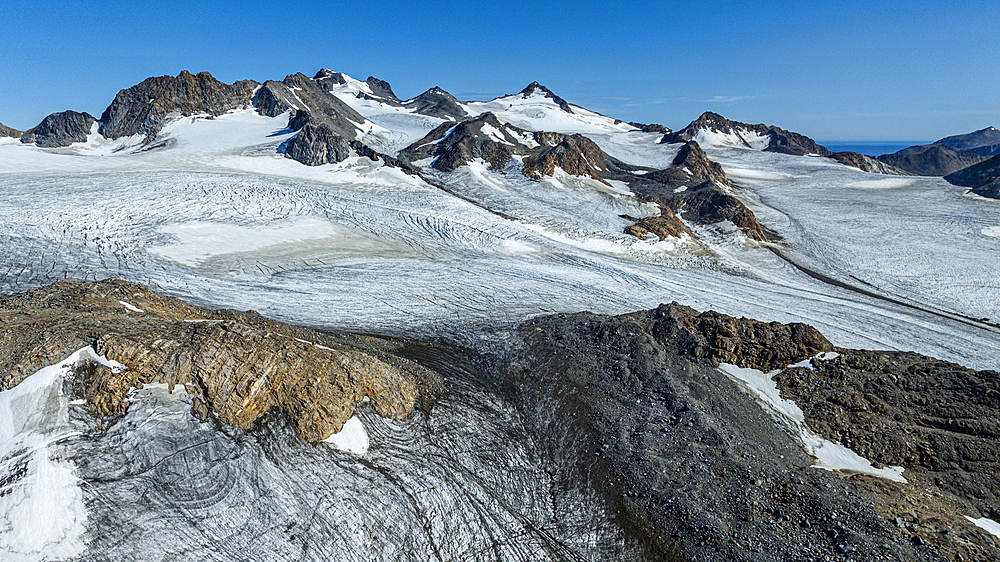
[664,111,906,175]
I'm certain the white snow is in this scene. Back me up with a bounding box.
[718,361,907,483]
[724,167,794,181]
[0,346,123,561]
[966,516,1000,539]
[118,300,143,313]
[982,226,1000,239]
[461,90,636,135]
[843,178,915,189]
[694,128,770,150]
[323,415,370,455]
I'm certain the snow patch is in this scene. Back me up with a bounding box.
[479,122,513,146]
[724,167,794,181]
[695,128,769,150]
[118,300,143,313]
[966,516,1000,539]
[323,415,369,455]
[718,360,907,483]
[982,226,1000,240]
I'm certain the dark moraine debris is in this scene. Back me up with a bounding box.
[99,71,259,141]
[20,110,97,148]
[514,302,1000,561]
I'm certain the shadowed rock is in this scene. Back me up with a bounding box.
[876,145,986,176]
[99,71,258,141]
[0,279,441,442]
[935,126,1000,157]
[945,153,1000,199]
[523,134,610,184]
[19,110,96,147]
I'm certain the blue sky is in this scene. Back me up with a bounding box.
[2,0,996,141]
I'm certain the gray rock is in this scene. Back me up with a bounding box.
[515,303,950,561]
[518,82,574,113]
[99,71,258,141]
[830,151,908,175]
[252,72,366,137]
[283,120,354,166]
[20,110,96,147]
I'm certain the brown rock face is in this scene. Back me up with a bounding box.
[621,208,693,241]
[522,134,610,185]
[671,141,730,187]
[98,71,259,141]
[0,121,22,138]
[0,279,441,442]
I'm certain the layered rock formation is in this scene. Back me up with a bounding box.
[19,110,96,148]
[515,302,1000,561]
[0,121,22,138]
[944,153,1000,199]
[0,279,441,442]
[522,134,611,184]
[99,71,258,141]
[877,144,987,176]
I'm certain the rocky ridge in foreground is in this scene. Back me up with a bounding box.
[945,153,1000,199]
[516,302,1000,561]
[0,279,441,442]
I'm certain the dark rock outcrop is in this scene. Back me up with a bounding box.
[935,126,1000,157]
[514,303,973,561]
[671,140,730,187]
[523,134,610,184]
[252,72,366,134]
[400,112,527,172]
[283,120,354,166]
[19,110,96,147]
[0,121,21,138]
[830,151,907,175]
[775,349,1000,558]
[663,112,829,156]
[628,122,671,134]
[403,87,469,120]
[944,153,1000,199]
[99,71,258,141]
[877,144,987,176]
[0,279,441,443]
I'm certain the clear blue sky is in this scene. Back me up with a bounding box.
[1,0,996,141]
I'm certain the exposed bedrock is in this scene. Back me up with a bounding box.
[19,110,97,148]
[830,151,907,175]
[0,121,23,138]
[877,145,987,176]
[514,302,1000,561]
[99,71,259,141]
[0,279,441,442]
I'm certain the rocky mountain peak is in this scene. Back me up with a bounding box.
[20,110,96,148]
[99,70,259,141]
[365,76,399,102]
[403,86,468,120]
[517,82,574,113]
[313,68,349,85]
[934,126,1000,157]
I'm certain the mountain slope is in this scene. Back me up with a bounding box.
[19,110,96,148]
[944,153,1000,198]
[0,122,21,138]
[935,126,1000,157]
[877,144,988,176]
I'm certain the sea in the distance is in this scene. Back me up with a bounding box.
[818,141,932,157]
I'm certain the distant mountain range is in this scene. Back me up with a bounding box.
[876,127,1000,176]
[3,70,998,201]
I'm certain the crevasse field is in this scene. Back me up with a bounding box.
[1,78,999,561]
